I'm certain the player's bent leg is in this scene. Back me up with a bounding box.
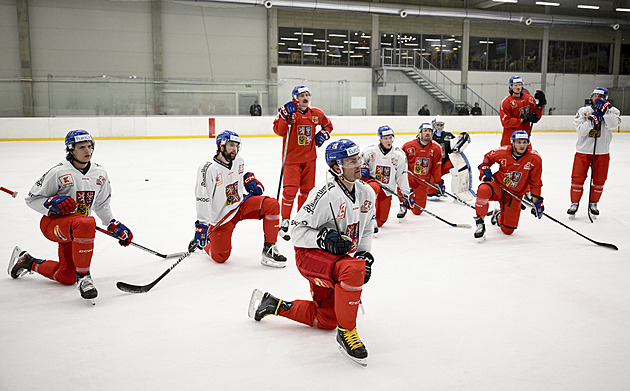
[68,215,96,273]
[499,226,516,235]
[206,221,235,263]
[281,185,298,219]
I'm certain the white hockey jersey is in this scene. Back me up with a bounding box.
[292,172,376,254]
[25,160,114,225]
[360,144,411,195]
[195,155,247,227]
[574,105,621,155]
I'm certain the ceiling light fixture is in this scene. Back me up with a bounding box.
[536,1,560,6]
[615,7,630,12]
[577,4,600,9]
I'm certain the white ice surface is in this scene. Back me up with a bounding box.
[1,132,629,391]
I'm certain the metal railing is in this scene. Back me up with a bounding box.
[380,48,499,115]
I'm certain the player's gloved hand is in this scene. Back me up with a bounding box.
[355,251,374,284]
[316,227,352,255]
[452,132,470,153]
[360,163,371,179]
[278,100,297,120]
[107,219,133,246]
[534,90,547,106]
[588,111,603,130]
[521,112,540,124]
[44,195,77,215]
[194,220,209,249]
[402,190,415,209]
[314,129,330,147]
[243,172,264,196]
[437,180,446,196]
[592,98,611,114]
[531,197,544,219]
[478,163,493,182]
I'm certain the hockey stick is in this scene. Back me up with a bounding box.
[587,124,600,223]
[116,194,250,294]
[379,183,472,228]
[96,226,186,259]
[276,114,293,201]
[1,186,18,198]
[499,184,618,251]
[409,172,475,210]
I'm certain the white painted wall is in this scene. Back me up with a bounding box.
[0,115,627,141]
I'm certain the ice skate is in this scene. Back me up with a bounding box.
[247,289,292,321]
[261,242,287,268]
[8,246,44,279]
[396,205,407,222]
[588,202,599,220]
[336,325,368,367]
[567,202,579,220]
[278,218,291,241]
[77,272,97,305]
[490,209,500,226]
[474,216,486,243]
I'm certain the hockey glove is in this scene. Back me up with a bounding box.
[521,112,540,124]
[360,163,371,179]
[531,197,544,219]
[316,227,352,255]
[402,190,415,209]
[355,251,374,284]
[588,111,603,132]
[194,221,209,249]
[107,219,133,246]
[478,163,493,182]
[437,180,445,196]
[243,172,264,196]
[278,100,297,120]
[452,132,471,153]
[534,90,547,106]
[592,98,611,114]
[44,195,77,215]
[314,129,330,147]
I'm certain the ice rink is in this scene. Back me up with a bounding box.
[1,130,629,390]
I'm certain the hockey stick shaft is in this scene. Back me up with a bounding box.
[1,186,18,198]
[499,184,617,250]
[276,114,293,201]
[587,127,599,223]
[95,226,185,259]
[116,196,250,294]
[378,182,471,228]
[408,172,475,210]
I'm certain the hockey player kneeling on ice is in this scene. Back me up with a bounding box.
[360,125,414,232]
[431,116,476,202]
[194,130,286,268]
[401,123,442,217]
[9,129,133,304]
[473,130,544,242]
[248,139,375,366]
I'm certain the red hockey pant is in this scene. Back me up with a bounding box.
[475,182,523,235]
[281,160,316,219]
[203,196,280,263]
[407,172,431,215]
[570,152,610,204]
[365,178,392,227]
[441,159,453,177]
[279,247,365,331]
[34,214,96,285]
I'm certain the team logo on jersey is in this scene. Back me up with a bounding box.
[345,223,360,253]
[502,171,522,188]
[510,100,518,108]
[297,125,313,146]
[225,182,240,206]
[312,116,319,125]
[360,200,372,213]
[216,173,223,186]
[238,164,244,175]
[374,166,391,184]
[367,152,376,162]
[58,174,74,189]
[499,159,507,167]
[337,202,347,219]
[76,191,95,216]
[523,162,533,170]
[414,157,430,175]
[391,156,399,166]
[96,176,106,186]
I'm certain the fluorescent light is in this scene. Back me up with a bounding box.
[329,34,347,38]
[615,7,630,12]
[577,4,599,9]
[493,0,517,3]
[536,1,559,6]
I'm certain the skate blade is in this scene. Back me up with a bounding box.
[8,246,22,276]
[397,217,405,223]
[568,214,576,220]
[248,289,264,319]
[475,236,486,243]
[337,345,367,367]
[260,257,286,268]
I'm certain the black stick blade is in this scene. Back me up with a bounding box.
[596,242,618,251]
[116,281,153,294]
